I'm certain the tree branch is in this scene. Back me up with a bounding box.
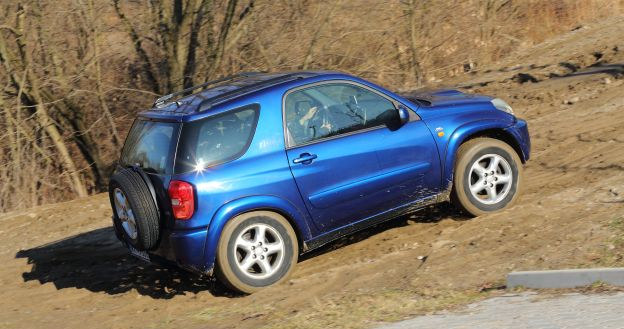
[112,0,162,94]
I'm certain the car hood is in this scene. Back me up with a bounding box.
[400,89,493,108]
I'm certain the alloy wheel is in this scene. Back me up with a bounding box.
[233,223,285,280]
[113,188,138,240]
[468,153,513,205]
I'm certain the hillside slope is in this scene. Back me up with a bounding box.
[1,16,624,329]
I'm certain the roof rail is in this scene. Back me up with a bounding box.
[194,73,304,113]
[152,72,264,108]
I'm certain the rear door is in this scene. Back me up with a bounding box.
[284,82,440,232]
[119,119,180,227]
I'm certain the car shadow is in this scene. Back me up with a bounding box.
[15,227,238,299]
[16,203,466,299]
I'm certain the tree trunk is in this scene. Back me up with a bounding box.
[88,0,121,147]
[114,0,254,93]
[29,83,88,197]
[112,0,162,94]
[0,4,88,198]
[159,0,211,91]
[407,0,424,87]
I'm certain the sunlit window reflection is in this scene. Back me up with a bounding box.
[195,158,205,172]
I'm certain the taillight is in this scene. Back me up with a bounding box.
[168,180,195,220]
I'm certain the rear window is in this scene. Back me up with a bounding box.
[174,104,259,173]
[120,120,179,174]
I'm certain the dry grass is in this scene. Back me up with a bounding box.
[598,216,624,266]
[195,287,491,329]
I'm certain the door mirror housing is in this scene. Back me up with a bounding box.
[397,106,410,126]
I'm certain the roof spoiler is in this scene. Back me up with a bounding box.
[152,72,265,109]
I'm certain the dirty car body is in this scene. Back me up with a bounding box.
[110,71,530,290]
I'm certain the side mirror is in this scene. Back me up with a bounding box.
[375,107,410,131]
[397,106,410,126]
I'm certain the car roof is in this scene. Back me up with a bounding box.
[139,70,342,121]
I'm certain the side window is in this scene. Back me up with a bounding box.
[175,104,259,173]
[284,83,396,146]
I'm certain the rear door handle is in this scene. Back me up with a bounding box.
[292,153,317,164]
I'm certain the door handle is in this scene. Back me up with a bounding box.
[293,153,317,164]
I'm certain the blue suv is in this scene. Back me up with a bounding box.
[109,71,530,293]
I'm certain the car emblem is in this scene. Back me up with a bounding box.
[435,127,445,137]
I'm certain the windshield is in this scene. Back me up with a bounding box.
[120,120,179,174]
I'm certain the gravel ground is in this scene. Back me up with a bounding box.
[377,292,624,329]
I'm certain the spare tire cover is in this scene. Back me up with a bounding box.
[109,167,161,250]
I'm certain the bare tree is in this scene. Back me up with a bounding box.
[0,5,88,197]
[113,0,255,93]
[82,0,122,147]
[404,0,426,86]
[0,0,619,213]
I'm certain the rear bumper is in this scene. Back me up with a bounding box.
[164,227,211,275]
[112,217,212,275]
[505,118,531,162]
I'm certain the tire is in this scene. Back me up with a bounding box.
[109,168,160,250]
[451,138,523,216]
[216,211,298,294]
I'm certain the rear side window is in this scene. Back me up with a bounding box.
[120,120,179,174]
[175,104,259,173]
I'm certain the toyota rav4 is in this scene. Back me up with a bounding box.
[109,71,530,293]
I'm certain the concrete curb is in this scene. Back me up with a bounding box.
[507,268,624,289]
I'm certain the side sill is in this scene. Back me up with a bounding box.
[303,191,446,252]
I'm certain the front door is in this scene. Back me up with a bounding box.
[284,82,440,232]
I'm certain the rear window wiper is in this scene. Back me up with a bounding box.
[132,163,158,174]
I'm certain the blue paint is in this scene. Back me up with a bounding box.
[114,71,531,275]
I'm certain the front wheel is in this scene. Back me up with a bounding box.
[451,138,523,216]
[216,211,298,294]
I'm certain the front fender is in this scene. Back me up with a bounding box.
[443,119,515,185]
[202,195,312,273]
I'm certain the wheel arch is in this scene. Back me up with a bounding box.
[461,128,526,163]
[203,195,312,273]
[444,120,526,185]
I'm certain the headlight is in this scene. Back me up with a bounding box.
[491,98,514,115]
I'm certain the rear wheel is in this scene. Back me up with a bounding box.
[216,211,298,294]
[451,138,523,216]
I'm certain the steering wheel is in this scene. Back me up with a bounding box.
[346,95,366,125]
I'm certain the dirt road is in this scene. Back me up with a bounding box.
[1,17,624,329]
